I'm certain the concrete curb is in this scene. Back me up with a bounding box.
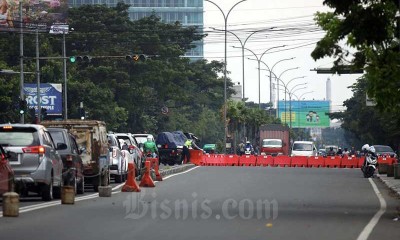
[159,164,196,177]
[376,174,400,197]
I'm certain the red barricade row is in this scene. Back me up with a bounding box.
[256,155,274,167]
[325,156,342,168]
[308,156,325,168]
[273,155,291,167]
[215,154,225,166]
[340,156,358,168]
[291,156,308,167]
[239,155,257,166]
[224,154,239,166]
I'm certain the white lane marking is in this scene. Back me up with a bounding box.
[356,178,387,240]
[0,167,200,216]
[161,166,200,180]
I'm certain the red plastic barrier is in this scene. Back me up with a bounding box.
[308,156,325,168]
[239,155,257,166]
[216,154,226,166]
[190,149,204,166]
[358,157,365,168]
[273,155,291,167]
[325,156,341,168]
[340,156,358,168]
[224,154,239,166]
[256,155,274,167]
[291,156,308,167]
[202,154,219,166]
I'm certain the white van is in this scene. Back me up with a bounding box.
[291,141,317,157]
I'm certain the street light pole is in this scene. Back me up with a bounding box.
[205,0,247,154]
[211,27,275,101]
[62,31,68,120]
[277,67,299,118]
[19,3,24,124]
[288,86,307,128]
[270,57,295,107]
[35,29,41,123]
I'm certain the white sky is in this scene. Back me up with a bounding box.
[203,0,362,112]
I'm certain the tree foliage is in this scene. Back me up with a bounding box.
[312,0,400,112]
[0,3,233,146]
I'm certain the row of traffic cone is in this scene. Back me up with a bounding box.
[121,158,163,192]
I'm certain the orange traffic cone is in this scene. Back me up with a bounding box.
[139,160,155,187]
[151,158,163,181]
[121,163,141,192]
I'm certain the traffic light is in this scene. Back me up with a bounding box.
[41,107,47,120]
[70,56,92,63]
[126,54,146,62]
[19,99,27,115]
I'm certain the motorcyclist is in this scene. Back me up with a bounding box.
[143,135,158,158]
[326,147,336,156]
[245,141,254,154]
[361,144,378,176]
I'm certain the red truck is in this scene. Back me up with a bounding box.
[259,124,290,156]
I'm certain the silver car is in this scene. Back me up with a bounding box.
[0,124,64,201]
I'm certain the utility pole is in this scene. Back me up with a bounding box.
[62,31,68,119]
[19,3,24,124]
[36,29,41,123]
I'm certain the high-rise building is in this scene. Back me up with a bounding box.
[68,0,204,59]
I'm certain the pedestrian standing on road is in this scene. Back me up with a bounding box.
[183,138,192,163]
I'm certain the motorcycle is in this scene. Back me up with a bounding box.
[361,145,377,178]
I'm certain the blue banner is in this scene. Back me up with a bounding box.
[24,83,63,116]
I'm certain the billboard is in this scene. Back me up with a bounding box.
[0,0,68,31]
[278,100,330,128]
[24,83,62,115]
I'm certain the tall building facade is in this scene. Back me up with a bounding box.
[68,0,204,59]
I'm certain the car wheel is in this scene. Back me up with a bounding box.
[42,180,54,201]
[77,176,85,194]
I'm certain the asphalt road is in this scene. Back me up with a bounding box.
[1,167,399,240]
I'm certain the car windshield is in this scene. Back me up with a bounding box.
[293,143,312,151]
[134,136,148,144]
[0,128,39,146]
[374,145,394,153]
[262,140,282,146]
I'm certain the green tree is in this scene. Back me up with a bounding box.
[312,0,400,113]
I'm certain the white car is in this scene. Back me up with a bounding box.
[291,141,317,157]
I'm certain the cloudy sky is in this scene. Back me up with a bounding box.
[203,0,361,112]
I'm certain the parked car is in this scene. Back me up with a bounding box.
[132,133,155,148]
[47,128,85,194]
[107,133,127,183]
[0,145,14,196]
[372,145,397,158]
[114,133,142,173]
[291,141,317,157]
[0,124,64,201]
[156,131,185,166]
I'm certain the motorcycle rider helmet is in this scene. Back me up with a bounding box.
[369,146,376,153]
[361,144,370,151]
[147,135,153,142]
[246,141,250,144]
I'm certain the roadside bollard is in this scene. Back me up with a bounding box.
[387,164,394,177]
[122,162,141,192]
[139,160,155,187]
[2,192,19,217]
[61,186,75,204]
[394,163,400,179]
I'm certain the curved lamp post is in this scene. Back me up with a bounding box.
[205,0,247,154]
[276,67,299,118]
[213,27,276,100]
